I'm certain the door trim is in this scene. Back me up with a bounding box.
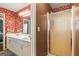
[0,13,6,50]
[31,3,36,56]
[71,6,75,56]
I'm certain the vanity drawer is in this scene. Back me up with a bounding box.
[16,39,31,47]
[22,41,31,47]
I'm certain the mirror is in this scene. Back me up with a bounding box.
[23,14,31,34]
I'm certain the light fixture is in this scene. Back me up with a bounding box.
[19,9,29,16]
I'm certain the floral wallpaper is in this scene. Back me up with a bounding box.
[0,7,17,33]
[52,4,72,12]
[14,14,23,33]
[0,7,23,33]
[0,4,31,33]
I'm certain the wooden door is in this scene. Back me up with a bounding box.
[36,15,48,56]
[50,10,72,56]
[36,3,52,56]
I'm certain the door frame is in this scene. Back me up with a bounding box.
[71,6,75,56]
[0,13,5,50]
[71,6,79,56]
[31,3,36,56]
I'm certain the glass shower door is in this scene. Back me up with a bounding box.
[49,10,71,56]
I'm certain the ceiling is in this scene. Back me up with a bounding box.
[0,3,29,12]
[0,3,69,12]
[49,3,69,9]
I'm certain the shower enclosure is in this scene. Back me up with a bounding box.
[49,10,71,56]
[47,5,79,56]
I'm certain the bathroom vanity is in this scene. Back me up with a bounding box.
[6,6,32,56]
[6,33,31,56]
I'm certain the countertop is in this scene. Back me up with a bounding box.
[6,33,31,42]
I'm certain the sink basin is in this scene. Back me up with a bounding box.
[6,33,31,42]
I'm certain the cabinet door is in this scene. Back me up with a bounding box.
[7,38,13,51]
[22,46,31,56]
[15,40,23,56]
[26,46,31,56]
[7,38,10,48]
[22,41,31,56]
[12,39,17,53]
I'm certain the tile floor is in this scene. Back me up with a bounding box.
[0,49,55,56]
[47,53,55,56]
[0,45,3,51]
[0,49,16,56]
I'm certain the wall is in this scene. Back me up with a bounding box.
[51,3,79,12]
[52,4,72,12]
[0,5,31,33]
[71,3,79,7]
[0,7,16,33]
[13,14,23,33]
[0,7,23,33]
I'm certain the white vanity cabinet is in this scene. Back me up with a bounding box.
[7,37,31,56]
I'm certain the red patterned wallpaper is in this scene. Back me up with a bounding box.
[13,14,23,33]
[0,7,17,33]
[14,14,23,33]
[51,3,79,13]
[0,4,31,33]
[52,4,72,12]
[0,7,23,33]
